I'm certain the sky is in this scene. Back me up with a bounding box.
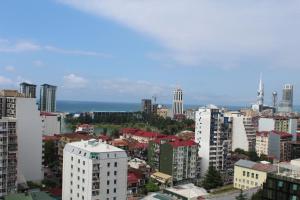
[1,0,300,106]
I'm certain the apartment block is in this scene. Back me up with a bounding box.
[195,105,233,183]
[256,131,293,161]
[62,139,128,200]
[148,136,198,184]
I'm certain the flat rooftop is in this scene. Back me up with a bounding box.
[67,139,125,153]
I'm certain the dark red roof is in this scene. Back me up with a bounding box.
[153,135,197,148]
[43,134,61,142]
[256,131,292,139]
[60,132,94,140]
[46,188,62,197]
[40,112,58,116]
[127,172,141,184]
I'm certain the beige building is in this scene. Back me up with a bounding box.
[234,159,276,190]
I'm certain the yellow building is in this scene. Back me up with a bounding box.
[234,159,276,190]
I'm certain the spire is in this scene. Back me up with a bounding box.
[257,73,264,107]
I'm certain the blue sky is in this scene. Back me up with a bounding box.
[1,0,300,106]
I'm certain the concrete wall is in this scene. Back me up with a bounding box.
[258,118,275,132]
[232,116,249,152]
[16,98,43,182]
[41,114,61,135]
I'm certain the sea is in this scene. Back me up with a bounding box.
[56,100,260,113]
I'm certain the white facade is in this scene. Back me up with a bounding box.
[16,98,43,182]
[62,140,128,200]
[41,113,61,136]
[228,112,256,152]
[195,105,233,182]
[258,118,275,132]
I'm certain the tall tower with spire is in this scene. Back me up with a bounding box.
[252,74,264,112]
[257,73,264,107]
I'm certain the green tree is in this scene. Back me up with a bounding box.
[44,141,56,167]
[202,166,223,190]
[247,151,259,162]
[145,180,159,193]
[236,190,248,200]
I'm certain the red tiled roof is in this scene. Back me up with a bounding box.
[43,134,61,142]
[40,112,58,116]
[169,140,197,148]
[46,188,62,197]
[256,131,292,139]
[98,135,110,141]
[60,132,94,140]
[252,163,277,172]
[132,130,164,138]
[111,139,128,147]
[127,172,141,184]
[134,143,148,149]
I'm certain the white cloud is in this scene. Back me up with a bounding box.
[0,40,40,52]
[4,66,16,72]
[58,0,300,68]
[0,76,13,85]
[44,46,110,57]
[0,38,109,57]
[98,78,171,98]
[63,74,88,89]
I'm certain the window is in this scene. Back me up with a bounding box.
[251,173,254,178]
[71,173,73,177]
[292,184,298,191]
[107,163,110,167]
[78,159,80,164]
[78,176,80,181]
[70,181,73,185]
[70,189,73,193]
[114,162,117,167]
[114,171,117,176]
[82,187,84,191]
[278,181,283,187]
[114,179,117,184]
[243,171,245,176]
[114,188,116,193]
[83,170,85,174]
[107,189,109,194]
[107,180,110,185]
[82,178,85,183]
[83,161,85,165]
[71,164,73,169]
[256,174,259,179]
[107,171,110,176]
[247,172,250,177]
[107,154,109,158]
[71,156,73,161]
[77,185,80,189]
[78,168,80,172]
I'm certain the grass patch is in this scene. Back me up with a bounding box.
[210,184,237,195]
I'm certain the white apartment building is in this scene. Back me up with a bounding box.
[195,105,233,183]
[226,112,256,152]
[0,90,43,183]
[62,139,128,200]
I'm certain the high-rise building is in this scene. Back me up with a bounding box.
[40,84,57,112]
[227,111,256,152]
[195,105,233,183]
[19,82,36,98]
[141,99,152,114]
[252,74,264,112]
[0,90,43,185]
[278,84,293,113]
[0,118,18,197]
[172,88,183,118]
[62,139,128,200]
